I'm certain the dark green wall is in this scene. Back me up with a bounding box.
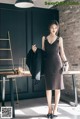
[0,6,26,66]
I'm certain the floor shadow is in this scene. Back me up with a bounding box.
[14,114,47,119]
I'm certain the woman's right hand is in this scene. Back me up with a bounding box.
[32,44,37,52]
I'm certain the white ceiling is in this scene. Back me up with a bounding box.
[0,0,65,9]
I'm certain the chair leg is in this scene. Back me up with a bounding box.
[14,79,19,104]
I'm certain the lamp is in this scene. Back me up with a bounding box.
[15,0,34,8]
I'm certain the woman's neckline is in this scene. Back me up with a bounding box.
[46,35,58,45]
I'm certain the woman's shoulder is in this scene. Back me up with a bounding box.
[42,36,47,41]
[42,36,45,39]
[58,36,64,46]
[58,36,63,39]
[58,36,63,42]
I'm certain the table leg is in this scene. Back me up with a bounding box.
[2,76,6,106]
[70,74,78,106]
[9,78,15,118]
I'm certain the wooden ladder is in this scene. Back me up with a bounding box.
[0,31,14,71]
[0,32,19,103]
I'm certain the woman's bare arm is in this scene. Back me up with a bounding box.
[59,37,67,62]
[59,37,69,71]
[42,36,45,50]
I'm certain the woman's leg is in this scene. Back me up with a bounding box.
[53,89,60,115]
[46,90,52,114]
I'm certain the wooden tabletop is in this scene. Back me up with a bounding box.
[6,71,32,78]
[0,71,32,78]
[63,71,80,75]
[0,71,14,75]
[7,72,32,78]
[0,71,80,79]
[5,70,80,79]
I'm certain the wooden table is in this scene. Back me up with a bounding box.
[0,71,80,118]
[0,71,31,118]
[63,71,80,107]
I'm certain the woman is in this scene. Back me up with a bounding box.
[32,20,69,118]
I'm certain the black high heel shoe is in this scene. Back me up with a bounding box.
[47,113,53,118]
[47,107,53,118]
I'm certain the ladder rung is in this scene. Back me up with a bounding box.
[0,59,13,60]
[0,48,11,50]
[0,38,10,40]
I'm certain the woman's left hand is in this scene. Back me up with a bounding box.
[65,62,69,71]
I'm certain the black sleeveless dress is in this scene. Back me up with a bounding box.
[44,36,64,90]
